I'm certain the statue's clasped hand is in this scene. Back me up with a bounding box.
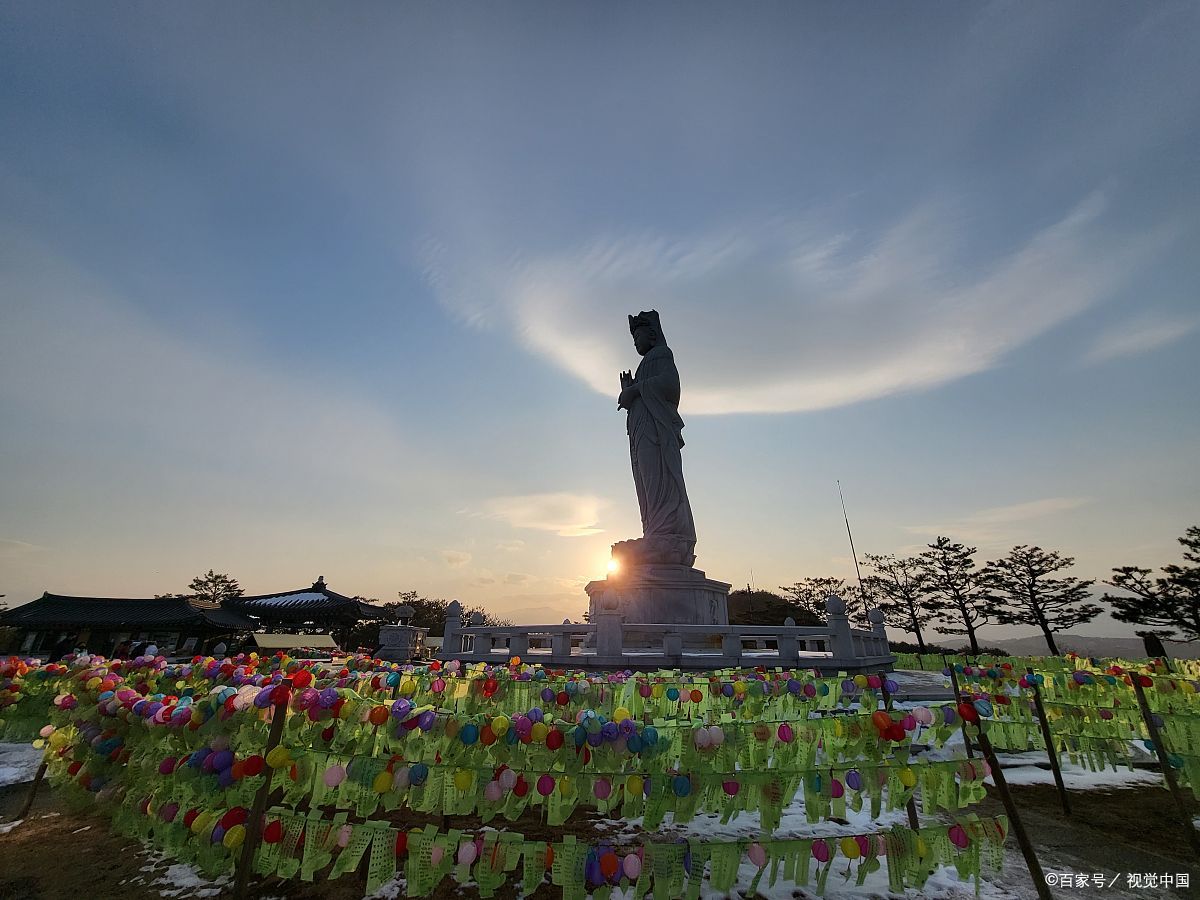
[617,370,638,410]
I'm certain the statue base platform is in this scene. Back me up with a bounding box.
[586,565,730,630]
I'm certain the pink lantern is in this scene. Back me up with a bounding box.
[812,839,830,863]
[622,853,642,879]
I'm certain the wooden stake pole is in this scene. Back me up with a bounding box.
[975,730,1054,900]
[942,654,974,758]
[1025,667,1070,816]
[13,760,48,822]
[235,677,293,900]
[1131,677,1200,859]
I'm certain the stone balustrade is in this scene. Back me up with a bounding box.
[437,595,895,673]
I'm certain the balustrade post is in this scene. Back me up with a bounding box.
[551,630,570,661]
[441,599,462,660]
[508,631,529,658]
[721,631,742,662]
[596,610,622,657]
[826,595,855,665]
[663,632,683,658]
[868,608,889,661]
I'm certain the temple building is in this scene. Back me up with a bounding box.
[1,593,254,657]
[223,576,394,648]
[0,576,394,658]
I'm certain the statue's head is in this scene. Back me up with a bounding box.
[628,310,664,356]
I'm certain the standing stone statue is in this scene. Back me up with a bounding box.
[614,311,697,567]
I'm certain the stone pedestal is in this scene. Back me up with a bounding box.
[586,565,730,626]
[375,625,429,663]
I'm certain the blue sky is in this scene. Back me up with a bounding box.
[1,3,1197,639]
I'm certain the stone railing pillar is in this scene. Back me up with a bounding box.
[508,632,529,658]
[777,618,799,661]
[441,600,463,659]
[826,595,855,663]
[663,632,683,658]
[867,608,887,657]
[551,625,571,661]
[721,632,742,661]
[596,612,622,657]
[595,591,623,657]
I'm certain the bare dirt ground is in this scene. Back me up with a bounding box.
[1,777,1197,899]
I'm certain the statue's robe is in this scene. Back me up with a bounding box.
[627,343,696,550]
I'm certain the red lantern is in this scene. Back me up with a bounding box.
[600,851,620,879]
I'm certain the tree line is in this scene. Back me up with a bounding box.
[758,525,1200,656]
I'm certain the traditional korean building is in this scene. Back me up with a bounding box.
[227,576,394,647]
[0,593,254,657]
[1,576,395,658]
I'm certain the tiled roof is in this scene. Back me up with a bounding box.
[227,577,394,623]
[0,593,254,630]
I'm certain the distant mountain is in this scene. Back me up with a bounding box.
[991,633,1200,660]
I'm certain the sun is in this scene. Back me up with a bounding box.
[607,558,619,574]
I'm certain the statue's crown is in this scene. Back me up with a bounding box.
[628,310,661,335]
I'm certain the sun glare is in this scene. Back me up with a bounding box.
[607,558,619,573]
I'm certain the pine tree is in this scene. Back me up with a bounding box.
[187,570,244,604]
[982,545,1100,656]
[919,537,990,655]
[779,577,848,619]
[864,553,932,652]
[1105,525,1200,642]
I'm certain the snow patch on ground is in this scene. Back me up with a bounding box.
[152,863,228,898]
[988,752,1161,790]
[124,847,230,898]
[0,741,43,787]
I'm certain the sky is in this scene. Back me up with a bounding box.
[1,3,1198,642]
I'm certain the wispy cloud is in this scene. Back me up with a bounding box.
[439,549,472,568]
[1082,315,1197,365]
[478,493,606,537]
[0,539,47,559]
[905,497,1090,547]
[0,233,431,493]
[428,193,1164,415]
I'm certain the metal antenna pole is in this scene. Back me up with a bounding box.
[838,480,867,600]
